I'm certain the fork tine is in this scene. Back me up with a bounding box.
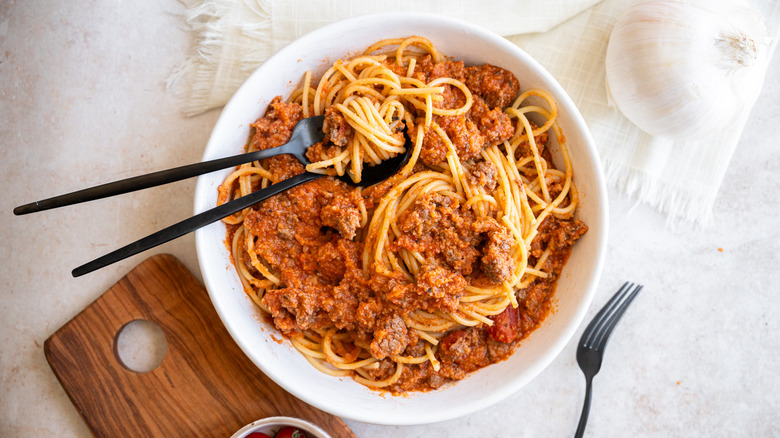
[581,282,633,347]
[589,284,642,350]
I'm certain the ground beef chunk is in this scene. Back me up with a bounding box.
[410,56,466,84]
[320,192,362,239]
[267,154,306,183]
[370,314,410,359]
[555,219,589,248]
[305,141,343,166]
[261,282,328,332]
[486,336,516,362]
[322,105,353,147]
[356,299,382,331]
[514,121,550,160]
[468,96,515,147]
[394,192,481,275]
[250,97,304,151]
[386,335,454,392]
[437,328,491,380]
[522,281,554,316]
[361,357,399,382]
[420,121,449,166]
[466,160,499,192]
[389,362,448,393]
[419,86,515,167]
[530,217,589,258]
[419,113,511,166]
[261,259,364,333]
[248,97,306,182]
[367,264,409,297]
[429,59,467,82]
[410,55,434,82]
[438,115,484,161]
[300,239,346,285]
[465,64,520,109]
[385,265,466,314]
[393,192,517,282]
[414,266,466,313]
[474,217,515,283]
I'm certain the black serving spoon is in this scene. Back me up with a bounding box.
[13,115,413,277]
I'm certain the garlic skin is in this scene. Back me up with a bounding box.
[605,0,771,140]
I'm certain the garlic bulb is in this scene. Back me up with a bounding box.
[605,0,771,140]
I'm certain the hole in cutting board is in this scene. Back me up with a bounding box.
[114,319,168,373]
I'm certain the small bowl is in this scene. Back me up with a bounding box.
[195,12,608,425]
[231,416,331,438]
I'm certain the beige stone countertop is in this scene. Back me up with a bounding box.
[2,1,779,437]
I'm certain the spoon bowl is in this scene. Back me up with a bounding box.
[332,129,413,187]
[285,114,413,187]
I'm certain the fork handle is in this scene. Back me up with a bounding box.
[574,376,593,438]
[71,171,323,277]
[13,146,292,215]
[13,115,325,216]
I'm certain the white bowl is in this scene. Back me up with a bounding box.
[231,416,331,438]
[195,12,608,426]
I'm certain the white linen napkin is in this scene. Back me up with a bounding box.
[169,0,601,116]
[169,0,780,226]
[507,0,780,227]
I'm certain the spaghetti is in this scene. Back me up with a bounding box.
[218,37,587,392]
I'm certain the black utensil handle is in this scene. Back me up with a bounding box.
[13,147,287,216]
[14,115,325,215]
[574,376,593,438]
[71,172,323,277]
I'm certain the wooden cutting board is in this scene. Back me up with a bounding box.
[44,254,356,438]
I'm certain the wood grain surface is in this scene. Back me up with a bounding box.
[44,254,356,438]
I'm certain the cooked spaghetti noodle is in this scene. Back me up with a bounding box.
[218,37,587,392]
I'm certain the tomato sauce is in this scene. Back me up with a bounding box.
[232,58,587,392]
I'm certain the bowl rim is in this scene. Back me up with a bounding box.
[230,416,331,438]
[195,11,608,425]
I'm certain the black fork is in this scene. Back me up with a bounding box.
[574,282,643,438]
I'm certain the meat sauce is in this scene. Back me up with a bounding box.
[232,58,587,392]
